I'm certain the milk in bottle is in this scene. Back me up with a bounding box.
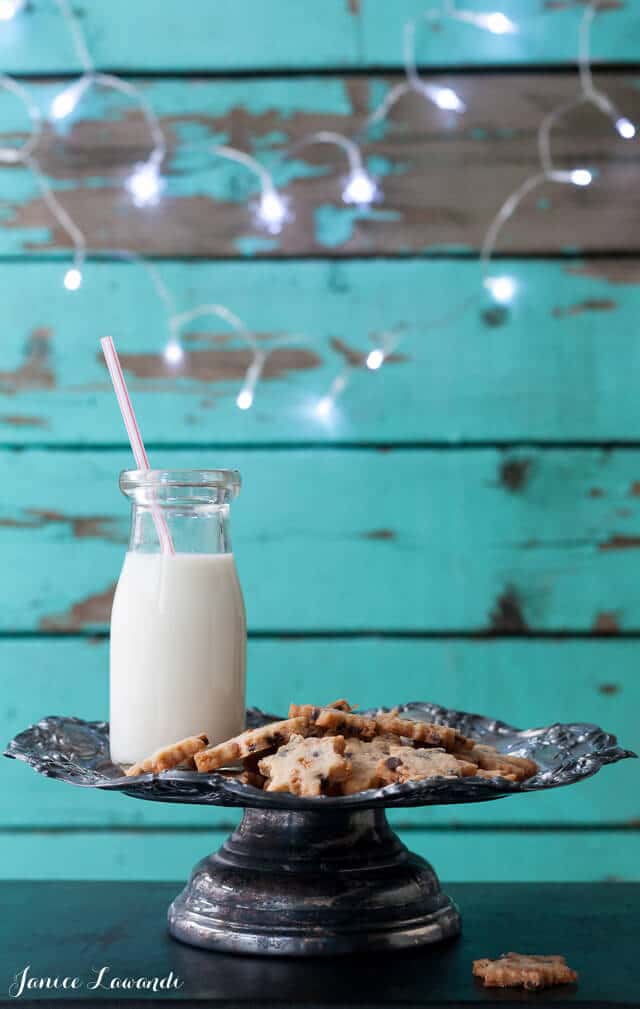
[109,469,246,765]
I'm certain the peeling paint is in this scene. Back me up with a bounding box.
[0,509,123,542]
[314,204,401,250]
[0,414,48,428]
[589,488,605,498]
[629,482,640,497]
[489,588,528,634]
[481,306,509,328]
[593,612,620,634]
[498,458,531,493]
[362,528,396,540]
[552,298,616,318]
[598,683,621,694]
[98,345,321,383]
[234,235,279,256]
[0,327,54,396]
[567,261,639,285]
[599,534,640,552]
[39,583,117,631]
[0,71,637,259]
[545,0,622,9]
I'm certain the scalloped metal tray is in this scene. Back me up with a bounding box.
[5,702,635,811]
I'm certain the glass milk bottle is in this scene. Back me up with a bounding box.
[109,469,246,766]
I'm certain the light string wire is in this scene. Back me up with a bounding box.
[285,131,379,206]
[207,144,291,235]
[0,73,87,288]
[314,0,635,413]
[0,0,635,413]
[40,0,310,398]
[315,0,520,414]
[366,0,517,128]
[368,8,466,125]
[52,0,166,207]
[316,325,405,419]
[479,0,634,304]
[5,0,268,392]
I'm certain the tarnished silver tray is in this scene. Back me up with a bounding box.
[5,704,635,957]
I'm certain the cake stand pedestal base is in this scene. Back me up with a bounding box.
[168,806,461,956]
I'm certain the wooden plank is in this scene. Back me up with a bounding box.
[2,258,640,445]
[4,448,640,633]
[1,74,639,256]
[2,638,637,829]
[0,1,362,75]
[0,828,636,882]
[360,1,640,70]
[2,1,638,73]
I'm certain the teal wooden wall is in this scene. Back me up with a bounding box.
[1,0,639,883]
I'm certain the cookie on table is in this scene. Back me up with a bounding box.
[259,734,351,797]
[194,716,310,772]
[375,710,472,752]
[125,733,209,777]
[460,743,537,781]
[288,703,378,740]
[473,953,578,990]
[376,745,477,786]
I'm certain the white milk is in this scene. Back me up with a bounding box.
[109,551,246,765]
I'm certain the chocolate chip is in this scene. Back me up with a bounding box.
[385,757,402,771]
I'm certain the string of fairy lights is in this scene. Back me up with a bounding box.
[0,0,635,418]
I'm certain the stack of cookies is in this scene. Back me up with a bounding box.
[125,699,538,797]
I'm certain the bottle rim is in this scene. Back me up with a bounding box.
[119,469,241,495]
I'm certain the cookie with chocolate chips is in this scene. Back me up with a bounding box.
[259,734,351,797]
[194,717,310,772]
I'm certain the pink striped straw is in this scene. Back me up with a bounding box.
[100,336,175,554]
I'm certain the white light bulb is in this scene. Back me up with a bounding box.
[485,275,516,304]
[257,189,288,234]
[164,340,183,364]
[434,87,465,113]
[366,349,385,371]
[127,162,163,207]
[0,0,23,21]
[51,79,89,121]
[570,168,592,187]
[236,388,254,410]
[342,169,378,207]
[63,268,82,292]
[484,12,517,34]
[616,117,636,140]
[315,396,333,418]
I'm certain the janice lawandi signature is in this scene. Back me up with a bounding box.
[8,964,184,998]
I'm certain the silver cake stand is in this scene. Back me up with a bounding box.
[5,703,635,957]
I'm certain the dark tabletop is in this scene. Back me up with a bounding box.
[0,882,638,1008]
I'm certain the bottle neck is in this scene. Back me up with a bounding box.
[128,502,232,555]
